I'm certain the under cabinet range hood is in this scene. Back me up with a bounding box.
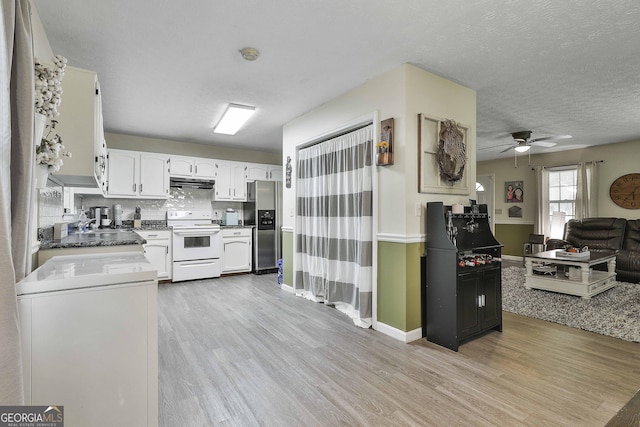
[169,177,215,189]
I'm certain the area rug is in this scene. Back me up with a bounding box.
[502,266,640,342]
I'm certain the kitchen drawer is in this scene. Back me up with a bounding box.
[222,228,252,238]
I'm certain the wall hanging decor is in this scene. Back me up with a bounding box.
[376,118,394,166]
[505,180,524,203]
[285,155,292,188]
[418,113,470,194]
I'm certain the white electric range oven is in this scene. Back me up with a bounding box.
[167,210,222,282]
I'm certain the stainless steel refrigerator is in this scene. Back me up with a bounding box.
[245,181,282,273]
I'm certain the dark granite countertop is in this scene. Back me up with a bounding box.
[40,230,147,250]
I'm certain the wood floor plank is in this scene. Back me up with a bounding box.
[158,272,640,426]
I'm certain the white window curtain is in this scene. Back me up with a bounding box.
[576,161,599,219]
[1,0,35,403]
[295,124,373,328]
[534,166,549,236]
[535,161,599,239]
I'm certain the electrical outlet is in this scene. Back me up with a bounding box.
[415,202,422,217]
[289,207,294,217]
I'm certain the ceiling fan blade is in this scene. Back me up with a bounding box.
[500,145,516,153]
[530,134,572,143]
[532,141,557,148]
[478,143,513,151]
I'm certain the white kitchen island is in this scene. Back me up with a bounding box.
[18,252,158,427]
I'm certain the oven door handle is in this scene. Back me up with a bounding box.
[173,229,221,237]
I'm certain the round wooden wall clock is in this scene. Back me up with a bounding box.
[609,173,640,209]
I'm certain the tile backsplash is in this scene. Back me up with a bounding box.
[69,188,244,222]
[38,186,65,227]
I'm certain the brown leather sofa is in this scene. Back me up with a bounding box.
[546,217,640,283]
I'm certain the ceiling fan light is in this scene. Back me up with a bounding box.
[214,104,256,135]
[514,145,531,153]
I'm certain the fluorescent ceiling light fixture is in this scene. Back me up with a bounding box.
[514,144,531,153]
[214,104,256,135]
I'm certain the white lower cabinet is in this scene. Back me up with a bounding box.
[138,230,172,280]
[222,228,252,274]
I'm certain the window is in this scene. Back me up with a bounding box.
[476,182,485,192]
[548,167,577,224]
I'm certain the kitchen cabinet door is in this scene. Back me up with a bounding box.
[140,154,169,197]
[268,166,283,181]
[214,161,233,201]
[246,164,269,181]
[107,150,138,197]
[143,244,170,279]
[232,163,247,201]
[222,229,252,273]
[168,156,193,177]
[50,66,105,189]
[139,231,172,280]
[194,159,216,179]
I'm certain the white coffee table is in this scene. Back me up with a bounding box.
[524,249,617,299]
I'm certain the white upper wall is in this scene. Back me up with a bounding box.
[477,138,640,223]
[282,63,476,237]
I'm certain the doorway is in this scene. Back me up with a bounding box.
[476,174,495,233]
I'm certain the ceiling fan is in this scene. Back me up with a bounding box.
[500,130,572,153]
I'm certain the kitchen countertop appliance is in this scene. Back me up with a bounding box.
[167,210,222,282]
[245,181,282,274]
[222,208,239,226]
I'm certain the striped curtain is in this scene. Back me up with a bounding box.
[295,125,373,328]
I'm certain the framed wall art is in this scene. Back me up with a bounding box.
[505,181,524,203]
[418,113,470,194]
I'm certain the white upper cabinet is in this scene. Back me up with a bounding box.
[169,156,216,179]
[106,150,137,197]
[268,165,283,181]
[106,149,169,198]
[246,163,283,181]
[246,164,268,181]
[168,156,193,177]
[194,159,216,179]
[214,161,247,201]
[50,66,106,188]
[140,153,170,197]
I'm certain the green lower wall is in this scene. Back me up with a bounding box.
[282,230,294,286]
[377,241,424,332]
[281,233,424,333]
[495,223,534,256]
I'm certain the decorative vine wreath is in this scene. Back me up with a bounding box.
[436,119,466,182]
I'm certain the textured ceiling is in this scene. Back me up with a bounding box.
[34,0,640,161]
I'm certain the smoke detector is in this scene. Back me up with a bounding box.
[240,47,259,61]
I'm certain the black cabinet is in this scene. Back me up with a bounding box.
[458,267,501,340]
[425,202,503,351]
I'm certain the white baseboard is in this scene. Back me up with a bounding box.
[279,282,295,293]
[375,322,423,343]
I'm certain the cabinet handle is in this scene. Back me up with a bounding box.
[195,165,198,174]
[140,183,143,193]
[482,294,486,307]
[478,295,482,307]
[133,183,137,192]
[147,234,158,238]
[190,164,193,173]
[166,246,168,254]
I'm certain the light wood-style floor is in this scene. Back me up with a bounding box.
[158,271,640,426]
